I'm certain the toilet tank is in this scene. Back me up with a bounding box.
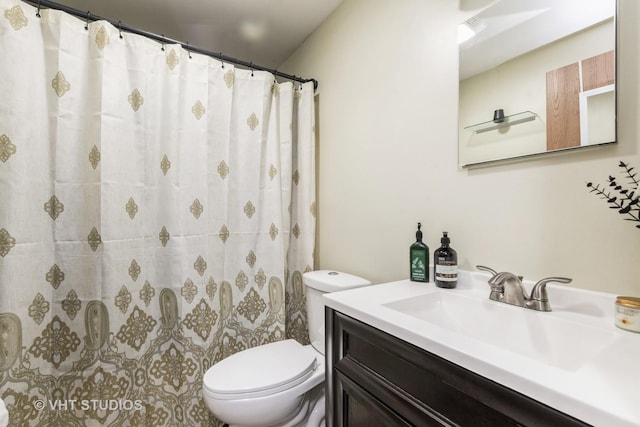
[303,270,370,354]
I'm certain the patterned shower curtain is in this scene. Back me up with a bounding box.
[0,0,316,425]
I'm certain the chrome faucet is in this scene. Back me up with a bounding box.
[476,265,572,312]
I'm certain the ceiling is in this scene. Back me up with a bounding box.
[44,0,344,70]
[459,0,615,80]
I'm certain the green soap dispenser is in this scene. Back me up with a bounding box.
[410,223,429,282]
[434,231,458,288]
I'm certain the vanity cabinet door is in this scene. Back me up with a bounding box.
[335,370,414,426]
[328,308,589,427]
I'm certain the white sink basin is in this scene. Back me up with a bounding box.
[383,291,619,371]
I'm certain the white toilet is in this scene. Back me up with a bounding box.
[202,270,370,427]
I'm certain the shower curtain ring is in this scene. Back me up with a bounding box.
[220,53,224,69]
[186,42,192,59]
[117,21,123,39]
[84,11,91,30]
[161,35,165,51]
[36,0,41,17]
[250,62,254,77]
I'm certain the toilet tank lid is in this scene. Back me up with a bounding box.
[303,270,371,293]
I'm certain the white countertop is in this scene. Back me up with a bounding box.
[323,270,640,427]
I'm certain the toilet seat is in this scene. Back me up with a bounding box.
[203,339,318,400]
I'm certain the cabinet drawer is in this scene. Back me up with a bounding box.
[331,310,589,427]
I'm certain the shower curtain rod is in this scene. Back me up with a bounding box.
[24,0,319,90]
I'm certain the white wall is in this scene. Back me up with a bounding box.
[281,0,640,295]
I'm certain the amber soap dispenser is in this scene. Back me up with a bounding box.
[410,223,429,282]
[434,231,458,288]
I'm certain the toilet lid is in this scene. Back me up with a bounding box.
[203,339,317,399]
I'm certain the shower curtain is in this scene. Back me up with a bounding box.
[0,0,316,425]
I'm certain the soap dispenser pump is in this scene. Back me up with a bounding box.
[434,231,458,288]
[410,223,429,282]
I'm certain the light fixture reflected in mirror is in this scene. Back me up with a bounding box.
[458,22,476,44]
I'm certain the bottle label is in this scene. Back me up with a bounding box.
[435,262,457,282]
[410,250,427,282]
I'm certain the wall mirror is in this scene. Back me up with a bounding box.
[458,0,617,167]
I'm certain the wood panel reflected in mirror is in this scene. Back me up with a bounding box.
[458,0,617,167]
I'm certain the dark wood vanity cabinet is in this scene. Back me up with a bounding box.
[326,308,590,427]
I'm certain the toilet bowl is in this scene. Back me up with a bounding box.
[202,270,370,427]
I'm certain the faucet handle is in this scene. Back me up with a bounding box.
[476,265,498,276]
[530,277,572,301]
[477,266,503,298]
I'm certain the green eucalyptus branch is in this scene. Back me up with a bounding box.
[586,161,640,229]
[618,160,640,190]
